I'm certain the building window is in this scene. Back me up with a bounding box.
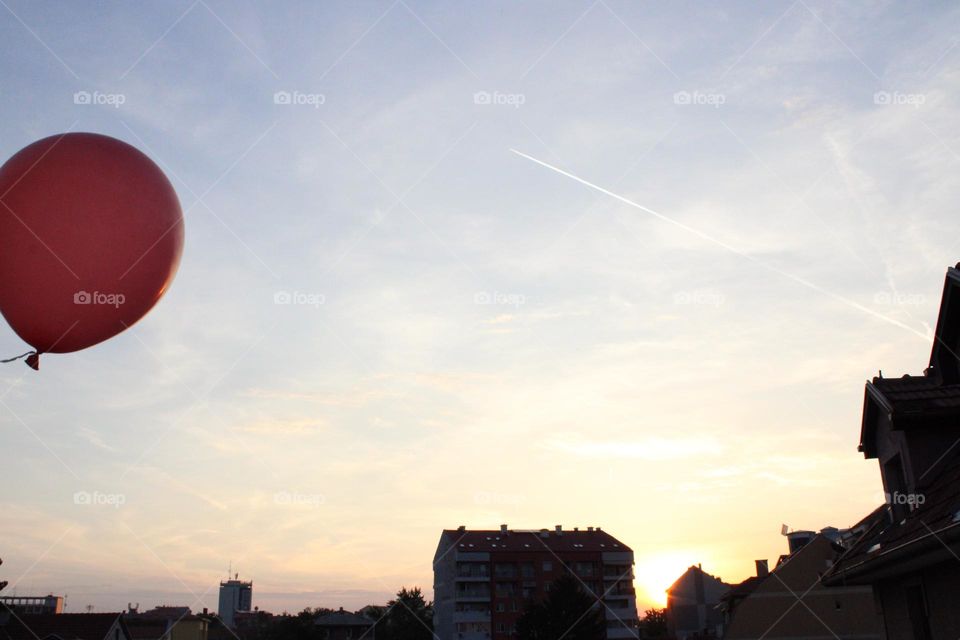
[496,603,504,612]
[542,561,552,572]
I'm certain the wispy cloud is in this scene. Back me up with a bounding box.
[547,434,723,460]
[1,0,958,616]
[77,427,121,454]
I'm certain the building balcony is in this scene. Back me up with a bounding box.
[455,594,492,602]
[453,611,491,624]
[602,565,632,578]
[604,606,637,621]
[455,575,491,582]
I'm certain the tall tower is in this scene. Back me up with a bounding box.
[217,574,252,628]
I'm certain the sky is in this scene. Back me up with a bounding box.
[1,0,960,616]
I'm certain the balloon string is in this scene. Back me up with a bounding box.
[0,350,36,363]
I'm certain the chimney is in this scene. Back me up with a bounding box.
[500,524,508,534]
[755,560,769,577]
[587,526,594,532]
[457,525,465,532]
[555,524,562,535]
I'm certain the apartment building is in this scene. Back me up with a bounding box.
[0,595,64,615]
[433,525,638,640]
[217,576,252,629]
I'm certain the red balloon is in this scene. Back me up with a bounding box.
[0,132,184,355]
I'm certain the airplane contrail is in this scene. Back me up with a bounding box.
[509,147,930,341]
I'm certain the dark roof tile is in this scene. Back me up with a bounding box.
[440,528,631,553]
[827,449,960,580]
[0,613,123,640]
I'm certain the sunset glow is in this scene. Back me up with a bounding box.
[634,553,699,609]
[0,1,956,627]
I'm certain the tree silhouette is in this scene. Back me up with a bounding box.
[640,608,668,638]
[256,607,328,640]
[516,573,605,640]
[375,587,433,640]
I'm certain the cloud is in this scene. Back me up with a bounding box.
[241,418,328,434]
[77,427,121,453]
[3,0,958,616]
[547,434,723,460]
[244,387,399,407]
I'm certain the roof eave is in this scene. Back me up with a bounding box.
[825,521,960,585]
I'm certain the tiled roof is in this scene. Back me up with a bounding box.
[666,565,728,595]
[123,620,168,640]
[0,613,123,640]
[860,375,960,456]
[870,375,960,412]
[826,448,960,582]
[720,575,765,602]
[440,528,631,553]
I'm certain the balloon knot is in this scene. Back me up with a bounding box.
[0,350,39,370]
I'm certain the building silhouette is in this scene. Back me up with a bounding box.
[124,605,212,640]
[665,564,728,639]
[721,531,881,639]
[0,595,64,615]
[0,613,131,640]
[314,608,375,640]
[433,524,638,639]
[217,575,252,629]
[826,264,960,637]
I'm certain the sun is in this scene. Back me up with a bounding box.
[633,552,695,609]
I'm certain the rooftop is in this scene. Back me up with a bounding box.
[867,375,960,416]
[0,613,124,640]
[826,446,960,583]
[439,526,632,553]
